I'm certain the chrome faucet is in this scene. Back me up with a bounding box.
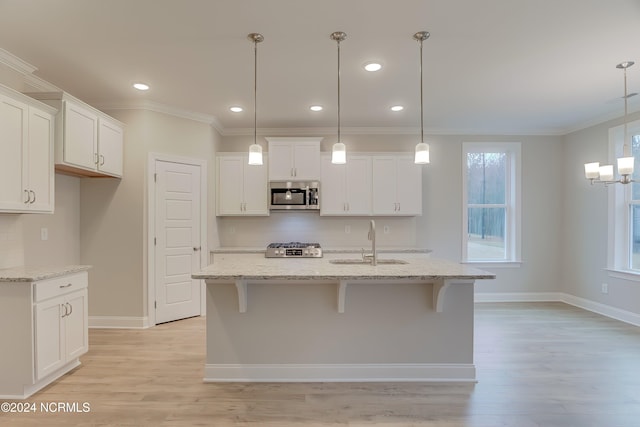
[362,219,377,265]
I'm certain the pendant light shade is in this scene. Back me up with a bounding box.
[331,31,347,164]
[247,32,264,166]
[415,142,430,164]
[332,142,346,164]
[248,143,263,165]
[413,31,430,164]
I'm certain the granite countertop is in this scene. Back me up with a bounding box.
[210,247,432,254]
[0,265,92,282]
[193,253,494,281]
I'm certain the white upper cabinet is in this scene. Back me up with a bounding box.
[98,117,124,176]
[217,154,269,216]
[0,85,55,213]
[320,154,372,216]
[267,137,321,181]
[372,155,422,216]
[28,92,124,178]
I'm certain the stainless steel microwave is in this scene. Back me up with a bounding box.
[269,181,319,210]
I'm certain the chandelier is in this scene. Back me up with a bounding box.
[585,61,635,185]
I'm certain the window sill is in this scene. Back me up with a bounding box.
[606,268,640,282]
[461,260,522,269]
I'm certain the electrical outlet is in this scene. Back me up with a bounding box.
[345,225,351,234]
[601,283,608,294]
[40,227,48,241]
[383,225,390,234]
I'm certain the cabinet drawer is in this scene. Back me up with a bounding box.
[34,272,88,303]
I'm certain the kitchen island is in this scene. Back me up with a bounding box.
[193,252,494,383]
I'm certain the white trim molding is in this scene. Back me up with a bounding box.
[204,363,476,383]
[89,316,151,329]
[475,292,640,327]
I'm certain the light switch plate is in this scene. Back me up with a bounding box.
[40,227,48,241]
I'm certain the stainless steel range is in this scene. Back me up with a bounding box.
[265,242,323,258]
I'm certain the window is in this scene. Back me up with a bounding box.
[609,119,640,277]
[462,143,521,263]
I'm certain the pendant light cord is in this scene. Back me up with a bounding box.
[419,37,424,144]
[337,37,342,144]
[253,38,258,146]
[624,65,629,156]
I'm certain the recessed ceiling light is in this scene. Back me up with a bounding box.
[363,62,382,72]
[229,106,243,113]
[390,105,404,112]
[133,83,150,91]
[310,105,323,112]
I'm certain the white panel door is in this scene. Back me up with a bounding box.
[154,160,202,324]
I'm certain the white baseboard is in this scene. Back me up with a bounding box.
[89,316,150,329]
[204,363,476,383]
[475,292,640,327]
[474,292,563,302]
[560,294,640,327]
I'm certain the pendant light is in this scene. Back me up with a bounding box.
[585,61,636,184]
[247,33,264,166]
[331,31,347,164]
[413,31,431,164]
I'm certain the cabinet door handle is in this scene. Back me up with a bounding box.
[100,154,105,166]
[24,189,31,204]
[61,303,68,318]
[193,246,201,252]
[59,283,73,289]
[30,190,36,204]
[66,302,73,317]
[94,153,99,165]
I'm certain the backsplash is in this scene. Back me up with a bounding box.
[0,215,24,269]
[216,213,418,248]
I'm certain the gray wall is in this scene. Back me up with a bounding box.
[562,111,640,314]
[79,109,220,318]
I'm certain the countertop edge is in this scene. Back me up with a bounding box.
[0,265,92,282]
[210,247,432,254]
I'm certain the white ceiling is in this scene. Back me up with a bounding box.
[1,0,639,136]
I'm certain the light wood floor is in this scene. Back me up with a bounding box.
[2,302,640,426]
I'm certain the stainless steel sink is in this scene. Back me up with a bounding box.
[329,258,408,265]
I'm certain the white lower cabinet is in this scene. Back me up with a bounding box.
[0,270,89,399]
[35,287,88,380]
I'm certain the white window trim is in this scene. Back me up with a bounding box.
[462,142,522,264]
[607,118,640,282]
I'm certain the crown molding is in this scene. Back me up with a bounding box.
[94,100,224,133]
[0,48,37,74]
[0,48,60,92]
